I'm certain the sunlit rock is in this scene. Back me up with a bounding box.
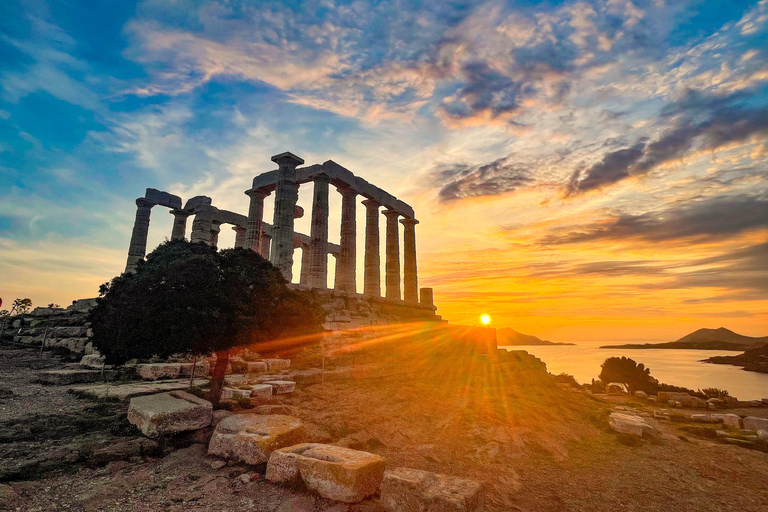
[609,412,654,436]
[380,467,484,512]
[127,390,212,438]
[208,414,306,465]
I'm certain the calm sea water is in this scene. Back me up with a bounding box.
[501,342,768,401]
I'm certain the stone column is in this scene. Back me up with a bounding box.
[190,205,215,244]
[259,233,271,259]
[336,186,357,293]
[401,217,419,304]
[170,209,190,241]
[300,243,311,286]
[308,174,330,288]
[209,222,221,247]
[383,209,401,300]
[362,199,381,297]
[245,189,269,253]
[270,152,304,280]
[420,288,434,308]
[233,226,247,248]
[125,198,153,273]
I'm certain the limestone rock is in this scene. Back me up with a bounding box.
[208,414,306,465]
[264,359,291,371]
[379,467,484,512]
[691,414,720,424]
[265,380,296,394]
[127,390,212,438]
[743,416,768,431]
[266,443,386,503]
[79,353,107,369]
[711,413,741,428]
[609,412,654,436]
[246,362,269,373]
[634,390,647,399]
[250,384,273,399]
[757,430,768,440]
[221,387,252,401]
[136,363,182,380]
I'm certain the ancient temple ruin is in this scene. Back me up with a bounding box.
[125,152,438,325]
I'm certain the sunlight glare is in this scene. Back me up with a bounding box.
[480,314,491,325]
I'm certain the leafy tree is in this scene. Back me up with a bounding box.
[89,240,324,406]
[11,298,33,315]
[599,356,654,393]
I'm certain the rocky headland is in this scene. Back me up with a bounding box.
[497,328,575,346]
[601,327,768,351]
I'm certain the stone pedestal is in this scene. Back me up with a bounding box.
[245,189,268,253]
[309,174,330,288]
[362,199,381,297]
[336,186,357,293]
[233,226,247,248]
[270,152,304,280]
[170,209,190,241]
[401,218,419,304]
[383,210,401,300]
[125,198,154,272]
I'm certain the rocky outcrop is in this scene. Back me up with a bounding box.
[380,467,484,512]
[266,443,386,503]
[127,391,212,438]
[208,414,306,465]
[609,413,654,436]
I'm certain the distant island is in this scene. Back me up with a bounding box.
[600,327,768,351]
[497,328,575,346]
[704,344,768,373]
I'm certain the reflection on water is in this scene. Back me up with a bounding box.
[501,342,768,400]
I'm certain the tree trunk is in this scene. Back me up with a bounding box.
[208,349,230,408]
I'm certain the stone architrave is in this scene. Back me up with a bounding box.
[209,221,222,247]
[125,198,154,272]
[270,152,304,280]
[127,391,212,438]
[401,217,419,304]
[170,209,191,241]
[245,188,269,253]
[362,199,381,297]
[336,186,357,293]
[208,414,306,465]
[383,210,401,300]
[233,226,247,248]
[300,243,311,285]
[259,234,272,259]
[190,205,215,244]
[266,443,386,503]
[308,174,330,288]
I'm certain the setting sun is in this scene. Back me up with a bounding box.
[480,314,491,325]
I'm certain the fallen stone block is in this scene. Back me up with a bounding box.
[265,380,296,394]
[380,467,484,512]
[250,384,273,399]
[208,414,306,465]
[127,391,212,438]
[291,369,324,385]
[609,412,654,436]
[136,363,182,380]
[221,387,253,401]
[743,416,768,431]
[264,359,291,371]
[245,362,269,374]
[711,413,741,428]
[79,354,107,369]
[266,443,385,503]
[179,361,211,377]
[634,391,647,399]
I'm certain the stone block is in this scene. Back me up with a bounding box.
[136,363,182,380]
[711,413,741,428]
[634,391,647,399]
[264,359,291,371]
[179,361,211,377]
[250,384,273,399]
[265,380,296,394]
[208,414,306,465]
[246,361,269,374]
[221,387,253,401]
[743,416,768,431]
[266,443,386,503]
[127,391,213,438]
[225,374,249,386]
[380,467,484,512]
[609,413,654,436]
[80,354,107,369]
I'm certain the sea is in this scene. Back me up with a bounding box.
[501,340,768,401]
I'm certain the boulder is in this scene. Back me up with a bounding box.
[608,413,654,436]
[79,354,107,369]
[127,391,212,438]
[743,416,768,431]
[711,413,741,428]
[265,380,296,394]
[379,467,484,512]
[250,384,273,399]
[208,414,306,465]
[136,363,182,380]
[266,443,385,503]
[634,390,647,399]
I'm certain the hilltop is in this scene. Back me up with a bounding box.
[601,327,768,351]
[497,328,575,346]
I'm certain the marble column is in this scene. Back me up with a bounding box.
[209,222,222,247]
[233,226,247,248]
[300,243,311,286]
[270,152,304,280]
[336,186,357,293]
[245,188,269,253]
[308,174,330,288]
[401,217,419,304]
[190,205,215,244]
[125,198,153,273]
[383,209,401,300]
[362,199,381,297]
[259,234,271,259]
[170,209,190,241]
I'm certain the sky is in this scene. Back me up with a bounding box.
[1,0,767,342]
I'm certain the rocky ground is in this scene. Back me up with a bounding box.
[1,345,768,512]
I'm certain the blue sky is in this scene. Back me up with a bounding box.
[1,0,767,340]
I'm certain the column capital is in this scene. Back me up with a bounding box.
[232,225,246,233]
[382,209,400,219]
[312,172,331,183]
[245,187,270,199]
[400,217,419,227]
[170,209,191,217]
[361,198,381,209]
[337,185,358,198]
[271,151,304,167]
[136,198,154,209]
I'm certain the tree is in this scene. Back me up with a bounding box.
[599,356,655,393]
[11,298,33,315]
[89,240,324,406]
